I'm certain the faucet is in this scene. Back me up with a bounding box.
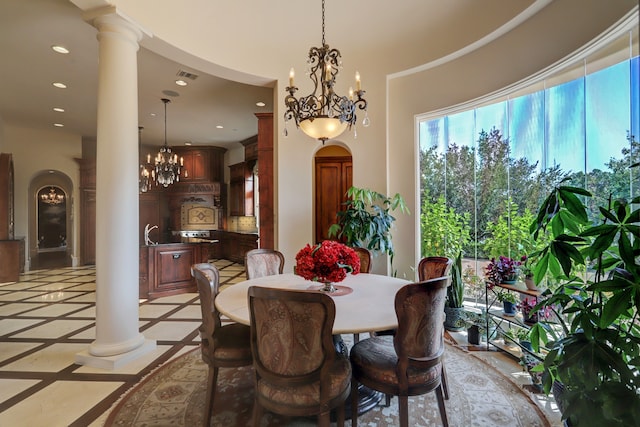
[144,224,158,246]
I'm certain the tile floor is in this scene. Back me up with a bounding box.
[0,260,561,426]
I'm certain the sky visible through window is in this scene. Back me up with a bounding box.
[420,57,639,174]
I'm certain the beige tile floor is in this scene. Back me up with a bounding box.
[0,260,561,426]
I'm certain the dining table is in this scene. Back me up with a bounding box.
[215,272,412,334]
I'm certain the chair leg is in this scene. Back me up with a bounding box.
[385,393,391,406]
[398,395,409,427]
[251,398,264,427]
[336,398,345,427]
[318,411,331,427]
[441,363,450,400]
[203,366,218,427]
[353,333,360,343]
[435,385,449,427]
[350,378,359,425]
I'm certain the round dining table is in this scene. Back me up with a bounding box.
[215,272,411,335]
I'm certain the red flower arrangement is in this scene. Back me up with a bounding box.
[295,240,360,283]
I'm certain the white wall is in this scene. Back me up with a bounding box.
[4,125,82,269]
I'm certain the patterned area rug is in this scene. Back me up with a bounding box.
[105,344,550,426]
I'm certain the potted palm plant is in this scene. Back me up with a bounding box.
[527,179,640,426]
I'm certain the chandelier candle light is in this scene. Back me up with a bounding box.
[138,126,151,193]
[153,98,182,187]
[284,0,369,143]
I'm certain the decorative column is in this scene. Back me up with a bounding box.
[75,7,156,369]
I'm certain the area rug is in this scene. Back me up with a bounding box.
[105,344,550,427]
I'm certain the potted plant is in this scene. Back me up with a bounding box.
[519,255,537,290]
[485,255,521,285]
[328,186,408,276]
[444,252,465,331]
[527,180,640,426]
[496,290,518,316]
[462,310,487,345]
[520,354,544,392]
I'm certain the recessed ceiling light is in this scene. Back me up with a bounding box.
[53,107,65,113]
[175,80,187,87]
[184,142,192,146]
[53,123,64,127]
[216,125,223,129]
[52,82,67,89]
[150,113,156,117]
[52,45,69,54]
[256,102,266,107]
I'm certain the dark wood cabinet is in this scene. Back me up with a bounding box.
[173,147,226,184]
[212,231,257,264]
[229,162,254,216]
[0,153,23,282]
[241,135,258,163]
[256,113,274,249]
[141,242,208,299]
[77,158,97,265]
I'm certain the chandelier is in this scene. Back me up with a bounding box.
[138,126,151,193]
[284,0,369,143]
[40,187,64,205]
[153,98,182,187]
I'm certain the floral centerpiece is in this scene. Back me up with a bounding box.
[485,255,521,286]
[295,240,360,292]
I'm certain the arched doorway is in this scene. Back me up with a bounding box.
[314,145,352,243]
[29,171,73,270]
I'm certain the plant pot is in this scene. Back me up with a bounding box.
[502,301,517,316]
[524,276,537,290]
[523,311,538,325]
[519,339,533,352]
[467,325,481,345]
[443,306,465,331]
[502,277,517,284]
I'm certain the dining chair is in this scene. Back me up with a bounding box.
[417,256,453,400]
[417,256,453,281]
[191,263,253,427]
[248,286,352,427]
[352,247,372,273]
[244,248,285,279]
[349,276,451,427]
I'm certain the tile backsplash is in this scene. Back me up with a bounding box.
[229,216,258,233]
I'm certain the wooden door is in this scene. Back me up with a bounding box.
[315,155,352,243]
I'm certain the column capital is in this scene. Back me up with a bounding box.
[82,5,151,45]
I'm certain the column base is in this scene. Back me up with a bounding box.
[75,339,156,370]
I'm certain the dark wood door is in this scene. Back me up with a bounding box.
[315,156,352,243]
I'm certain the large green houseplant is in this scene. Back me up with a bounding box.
[328,186,408,275]
[527,179,640,426]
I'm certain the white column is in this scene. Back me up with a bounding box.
[76,8,155,369]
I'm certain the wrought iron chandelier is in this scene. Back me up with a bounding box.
[138,126,151,193]
[284,0,369,143]
[153,98,182,187]
[40,187,64,205]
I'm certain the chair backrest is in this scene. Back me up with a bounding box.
[353,247,373,273]
[191,263,221,360]
[394,276,450,363]
[245,248,285,279]
[417,256,453,281]
[248,286,336,384]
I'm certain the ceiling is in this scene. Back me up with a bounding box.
[0,0,275,150]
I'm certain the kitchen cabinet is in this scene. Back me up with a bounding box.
[141,242,209,299]
[212,231,258,264]
[241,135,258,163]
[180,149,209,182]
[229,162,254,216]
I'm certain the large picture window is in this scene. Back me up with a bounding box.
[418,29,639,292]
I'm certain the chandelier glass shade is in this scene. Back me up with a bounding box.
[40,187,64,205]
[153,98,181,188]
[284,0,368,143]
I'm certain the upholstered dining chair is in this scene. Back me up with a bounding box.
[352,247,372,273]
[417,256,453,400]
[247,286,352,427]
[245,248,285,279]
[191,263,253,427]
[349,276,451,427]
[417,256,453,281]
